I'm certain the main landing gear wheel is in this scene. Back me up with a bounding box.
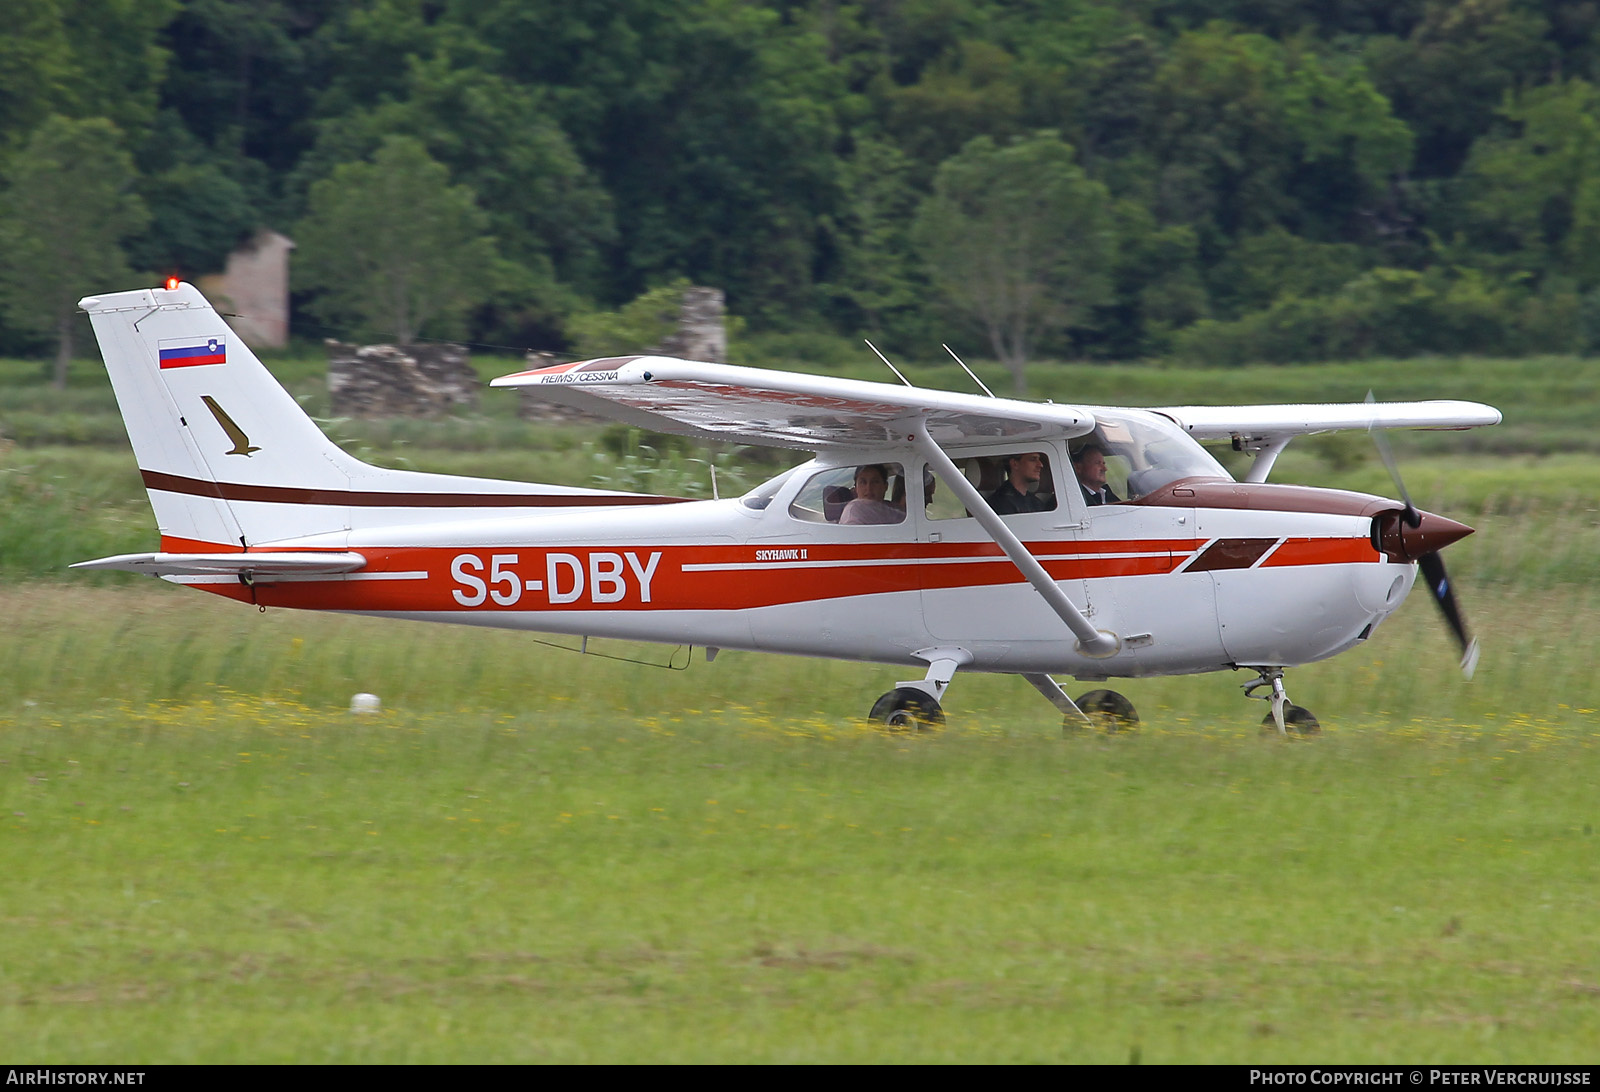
[1261,705,1320,735]
[1072,689,1139,733]
[869,687,946,732]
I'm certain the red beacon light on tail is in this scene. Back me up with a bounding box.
[164,276,180,291]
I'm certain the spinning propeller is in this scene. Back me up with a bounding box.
[1367,393,1481,678]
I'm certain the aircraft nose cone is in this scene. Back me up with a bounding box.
[1400,509,1474,558]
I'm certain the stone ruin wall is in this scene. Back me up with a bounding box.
[656,286,726,362]
[326,341,478,418]
[517,285,726,422]
[328,286,725,420]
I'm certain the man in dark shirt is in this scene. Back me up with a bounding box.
[1072,443,1121,506]
[987,451,1050,515]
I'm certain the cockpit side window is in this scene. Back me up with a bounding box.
[926,450,1058,520]
[787,463,908,525]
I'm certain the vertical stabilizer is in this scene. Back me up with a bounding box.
[79,282,360,547]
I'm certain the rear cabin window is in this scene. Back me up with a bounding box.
[788,463,908,525]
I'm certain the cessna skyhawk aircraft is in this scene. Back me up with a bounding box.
[75,282,1500,732]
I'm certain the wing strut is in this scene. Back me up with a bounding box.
[910,426,1118,658]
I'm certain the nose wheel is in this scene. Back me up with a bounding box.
[1243,668,1319,735]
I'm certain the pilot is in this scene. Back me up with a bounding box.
[986,452,1050,515]
[1071,443,1121,506]
[839,464,904,525]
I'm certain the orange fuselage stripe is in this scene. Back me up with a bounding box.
[167,537,1382,613]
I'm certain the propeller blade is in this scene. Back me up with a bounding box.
[1418,551,1479,679]
[1367,390,1419,527]
[1368,392,1478,678]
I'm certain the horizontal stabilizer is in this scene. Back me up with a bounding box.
[72,551,367,579]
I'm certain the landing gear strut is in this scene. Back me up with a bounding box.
[1243,667,1320,734]
[868,648,968,731]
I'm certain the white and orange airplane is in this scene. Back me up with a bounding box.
[75,282,1500,732]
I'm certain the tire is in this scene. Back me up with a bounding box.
[1262,704,1321,735]
[1073,689,1139,732]
[868,687,945,731]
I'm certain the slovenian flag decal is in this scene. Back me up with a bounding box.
[158,336,227,369]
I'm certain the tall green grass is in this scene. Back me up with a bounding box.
[3,571,1594,729]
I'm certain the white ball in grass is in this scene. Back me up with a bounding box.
[349,692,381,715]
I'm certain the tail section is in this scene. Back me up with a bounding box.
[79,282,687,553]
[81,282,363,547]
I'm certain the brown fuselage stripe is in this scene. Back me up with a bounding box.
[1186,537,1278,572]
[139,470,691,508]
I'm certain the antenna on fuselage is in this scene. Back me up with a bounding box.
[864,339,914,387]
[942,343,996,398]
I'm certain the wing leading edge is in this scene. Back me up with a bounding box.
[1152,401,1502,441]
[492,356,1098,450]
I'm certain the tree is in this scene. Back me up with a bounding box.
[299,51,614,298]
[1148,26,1413,242]
[458,0,845,321]
[1459,79,1600,289]
[294,137,500,344]
[830,139,926,337]
[0,0,177,152]
[567,278,692,359]
[0,115,149,388]
[1364,0,1553,180]
[159,0,325,170]
[912,133,1114,393]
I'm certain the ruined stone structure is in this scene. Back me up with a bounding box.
[517,285,727,422]
[657,286,726,361]
[326,340,478,418]
[197,230,294,349]
[328,285,725,420]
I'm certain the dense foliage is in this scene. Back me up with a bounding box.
[6,0,1600,364]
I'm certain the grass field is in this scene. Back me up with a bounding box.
[2,349,1597,1061]
[1,574,1596,1062]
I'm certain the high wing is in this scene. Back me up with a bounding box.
[491,356,1097,449]
[1150,400,1502,482]
[1152,401,1502,441]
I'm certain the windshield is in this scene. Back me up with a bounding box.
[1081,409,1231,499]
[740,466,799,510]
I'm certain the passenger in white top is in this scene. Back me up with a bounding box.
[839,464,904,525]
